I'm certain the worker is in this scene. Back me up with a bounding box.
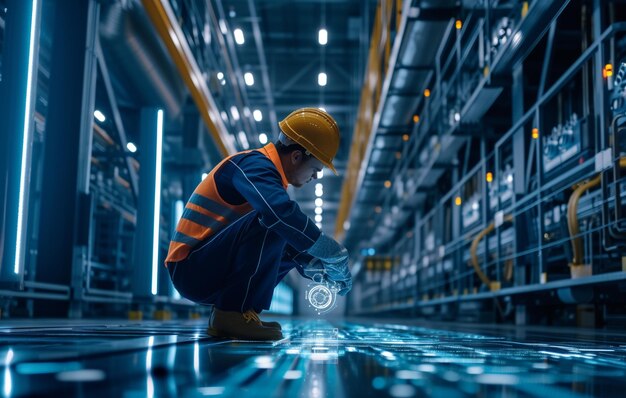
[164,108,352,341]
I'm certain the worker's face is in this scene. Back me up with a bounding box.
[287,150,324,188]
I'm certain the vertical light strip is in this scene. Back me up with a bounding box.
[3,349,13,397]
[151,110,164,295]
[193,342,200,377]
[15,0,40,274]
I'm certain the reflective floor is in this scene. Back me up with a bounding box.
[1,318,625,397]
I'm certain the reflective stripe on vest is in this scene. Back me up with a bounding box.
[164,143,287,264]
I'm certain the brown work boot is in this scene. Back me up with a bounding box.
[207,308,283,341]
[256,311,282,330]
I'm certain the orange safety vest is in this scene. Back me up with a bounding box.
[165,143,289,264]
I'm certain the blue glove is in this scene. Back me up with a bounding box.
[302,258,352,296]
[325,261,352,296]
[306,233,348,263]
[306,234,352,295]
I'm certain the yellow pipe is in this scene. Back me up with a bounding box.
[141,0,234,157]
[567,157,626,267]
[567,175,601,266]
[470,215,513,290]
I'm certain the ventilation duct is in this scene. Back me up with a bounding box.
[99,1,184,118]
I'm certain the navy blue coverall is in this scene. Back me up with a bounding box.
[166,149,320,313]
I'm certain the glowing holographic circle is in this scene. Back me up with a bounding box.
[307,284,333,310]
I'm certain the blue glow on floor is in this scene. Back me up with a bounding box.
[0,319,625,397]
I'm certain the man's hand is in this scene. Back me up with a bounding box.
[325,260,352,296]
[306,234,352,295]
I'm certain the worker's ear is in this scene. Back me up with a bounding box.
[290,150,304,165]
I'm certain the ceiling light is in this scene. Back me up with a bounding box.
[317,170,324,179]
[315,207,323,215]
[315,198,323,207]
[234,28,245,45]
[315,183,323,190]
[203,24,211,45]
[259,133,268,144]
[220,111,228,121]
[216,72,224,80]
[202,173,208,180]
[230,106,240,121]
[243,107,251,118]
[343,221,351,230]
[318,72,327,86]
[219,20,228,34]
[315,214,322,222]
[93,110,106,123]
[126,142,137,153]
[319,107,326,112]
[253,109,262,121]
[238,131,249,149]
[316,223,322,229]
[318,28,328,45]
[244,72,254,86]
[315,189,323,197]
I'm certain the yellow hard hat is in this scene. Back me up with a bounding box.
[278,107,340,175]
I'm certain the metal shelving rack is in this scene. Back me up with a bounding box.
[347,0,626,324]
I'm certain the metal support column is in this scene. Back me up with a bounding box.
[512,64,526,195]
[182,103,204,200]
[511,63,526,283]
[35,0,98,317]
[132,108,164,301]
[0,0,41,286]
[592,0,607,152]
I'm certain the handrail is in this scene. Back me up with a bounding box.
[140,0,235,157]
[494,23,626,152]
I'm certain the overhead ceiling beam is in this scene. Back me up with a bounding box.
[274,61,318,98]
[407,7,459,21]
[273,104,354,113]
[247,0,279,137]
[140,0,235,156]
[212,1,258,140]
[238,47,361,56]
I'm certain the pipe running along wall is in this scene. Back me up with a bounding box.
[567,157,626,267]
[470,214,514,291]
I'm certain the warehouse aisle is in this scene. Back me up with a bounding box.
[1,318,625,397]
